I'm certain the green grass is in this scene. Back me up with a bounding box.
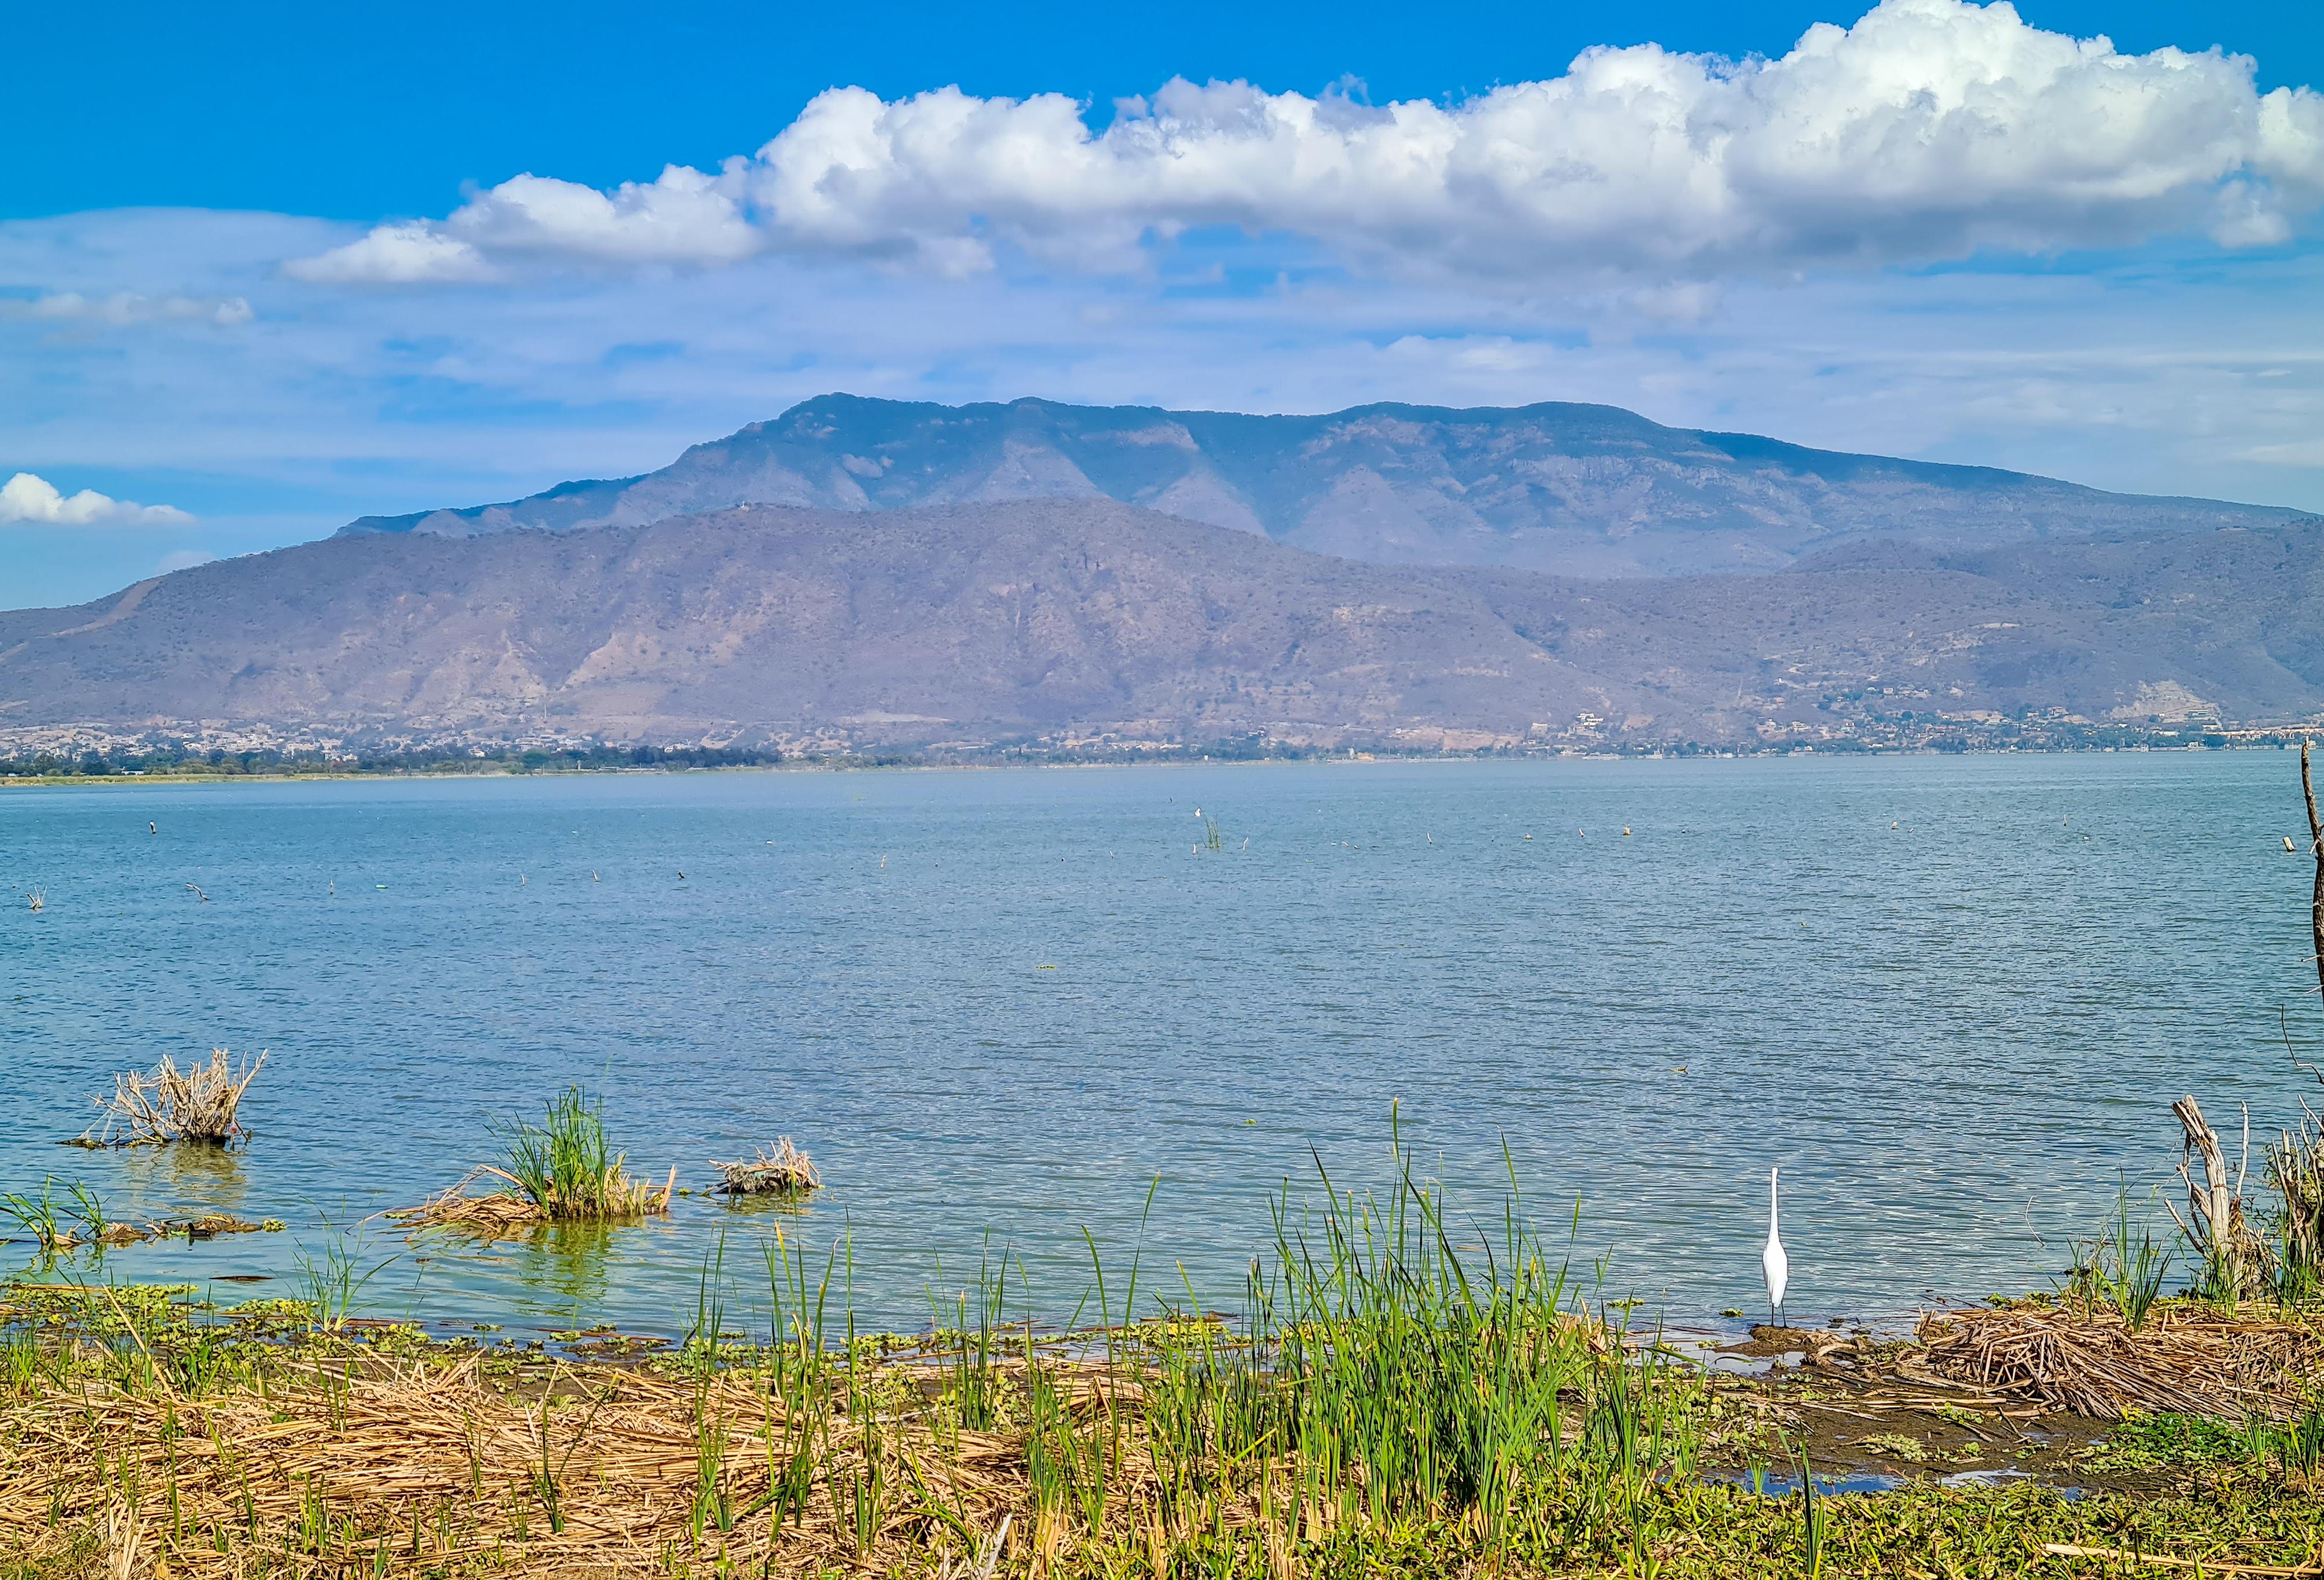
[8,1125,2324,1578]
[2063,1187,2169,1329]
[489,1086,663,1221]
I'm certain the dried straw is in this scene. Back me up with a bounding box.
[1911,1304,2324,1422]
[710,1138,821,1196]
[388,1163,675,1233]
[0,1355,1032,1579]
[81,1047,265,1147]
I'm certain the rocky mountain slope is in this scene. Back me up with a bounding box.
[339,395,2301,578]
[10,501,2324,750]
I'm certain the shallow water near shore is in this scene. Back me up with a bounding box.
[2,751,2314,1337]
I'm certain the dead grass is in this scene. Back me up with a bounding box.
[0,1353,1025,1579]
[710,1138,820,1197]
[1911,1303,2324,1421]
[388,1164,675,1233]
[79,1047,265,1147]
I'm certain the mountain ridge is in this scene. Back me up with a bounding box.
[339,394,2307,580]
[12,499,2324,751]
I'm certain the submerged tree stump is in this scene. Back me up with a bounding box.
[2171,1095,2268,1298]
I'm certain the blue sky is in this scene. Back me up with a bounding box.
[5,0,2323,607]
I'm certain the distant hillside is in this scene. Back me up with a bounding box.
[337,395,2302,578]
[10,500,2324,750]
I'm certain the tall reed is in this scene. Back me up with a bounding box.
[489,1087,669,1222]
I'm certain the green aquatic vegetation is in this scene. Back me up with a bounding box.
[1795,1442,1829,1580]
[2080,1410,2250,1472]
[2064,1187,2170,1330]
[1859,1433,1930,1463]
[290,1230,396,1332]
[0,1181,68,1256]
[494,1085,664,1222]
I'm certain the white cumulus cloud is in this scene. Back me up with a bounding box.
[0,473,194,527]
[284,0,2324,289]
[284,221,496,285]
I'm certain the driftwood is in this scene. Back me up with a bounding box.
[80,1048,265,1147]
[711,1138,822,1196]
[2162,1096,2270,1299]
[2305,741,2324,1007]
[2041,1544,2324,1577]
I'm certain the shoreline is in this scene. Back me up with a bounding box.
[1,733,2312,791]
[3,1273,2316,1579]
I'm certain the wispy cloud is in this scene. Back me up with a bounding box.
[12,291,253,327]
[0,472,193,526]
[288,0,2324,288]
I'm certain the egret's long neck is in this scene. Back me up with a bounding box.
[1769,1171,1781,1236]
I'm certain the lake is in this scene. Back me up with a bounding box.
[2,751,2314,1339]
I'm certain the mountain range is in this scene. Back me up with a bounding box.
[9,490,2324,752]
[340,394,2301,580]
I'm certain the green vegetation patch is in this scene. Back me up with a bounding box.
[2081,1410,2253,1473]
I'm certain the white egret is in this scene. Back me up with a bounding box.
[1762,1167,1790,1329]
[2286,836,2299,853]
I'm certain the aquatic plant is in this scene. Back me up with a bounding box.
[393,1086,672,1229]
[2,1212,2324,1579]
[80,1047,266,1147]
[2065,1186,2170,1330]
[1794,1441,1828,1580]
[711,1137,821,1197]
[0,1179,67,1256]
[291,1225,398,1331]
[2263,1103,2323,1304]
[0,1180,125,1258]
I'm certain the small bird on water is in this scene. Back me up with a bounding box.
[1763,1167,1790,1330]
[185,883,209,903]
[2287,836,2299,853]
[149,822,157,835]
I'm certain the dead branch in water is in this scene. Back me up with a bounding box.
[2163,1095,2272,1300]
[2304,740,2324,1007]
[80,1048,265,1147]
[711,1137,821,1196]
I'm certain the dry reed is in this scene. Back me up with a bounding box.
[388,1163,675,1232]
[710,1138,820,1196]
[0,1353,1031,1579]
[1911,1304,2324,1421]
[80,1048,265,1147]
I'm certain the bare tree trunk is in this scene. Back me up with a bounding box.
[2303,740,2324,1007]
[2174,1095,2234,1259]
[2174,1095,2266,1297]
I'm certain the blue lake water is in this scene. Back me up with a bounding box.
[2,752,2315,1339]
